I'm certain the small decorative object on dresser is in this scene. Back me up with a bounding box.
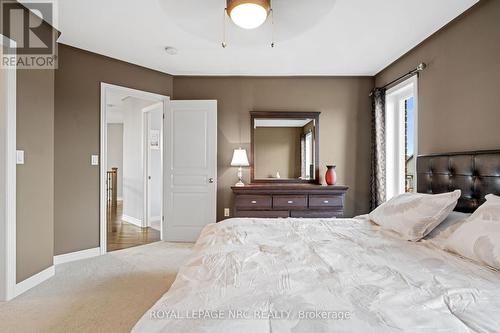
[325,165,337,185]
[231,148,250,187]
[232,184,349,218]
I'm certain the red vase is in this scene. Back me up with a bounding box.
[325,165,337,185]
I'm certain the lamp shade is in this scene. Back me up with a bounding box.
[227,0,270,30]
[231,148,249,167]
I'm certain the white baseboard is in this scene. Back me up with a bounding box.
[150,216,161,222]
[122,214,143,227]
[117,197,123,201]
[14,265,55,297]
[54,247,101,265]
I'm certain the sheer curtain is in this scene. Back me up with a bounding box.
[371,88,386,209]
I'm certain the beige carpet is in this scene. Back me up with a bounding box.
[0,242,193,333]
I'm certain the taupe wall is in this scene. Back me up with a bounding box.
[254,127,302,179]
[173,77,374,219]
[54,44,173,255]
[376,0,500,154]
[16,69,55,282]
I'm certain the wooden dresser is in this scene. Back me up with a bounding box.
[231,184,349,218]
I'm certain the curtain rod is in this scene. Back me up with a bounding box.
[369,62,426,97]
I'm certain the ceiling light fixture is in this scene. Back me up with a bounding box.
[226,0,271,30]
[222,0,275,48]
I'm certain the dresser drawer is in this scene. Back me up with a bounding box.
[235,195,272,209]
[308,195,343,208]
[235,210,289,218]
[273,195,308,209]
[290,210,344,218]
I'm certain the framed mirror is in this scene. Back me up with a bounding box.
[250,111,320,184]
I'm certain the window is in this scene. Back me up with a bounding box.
[301,131,314,180]
[405,97,415,193]
[304,131,313,179]
[385,76,418,201]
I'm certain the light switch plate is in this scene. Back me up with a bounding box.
[91,155,99,166]
[16,150,24,165]
[224,208,230,217]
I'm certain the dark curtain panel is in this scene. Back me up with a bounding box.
[371,88,386,209]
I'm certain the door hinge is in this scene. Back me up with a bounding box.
[163,113,165,119]
[162,216,165,222]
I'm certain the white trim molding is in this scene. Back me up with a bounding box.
[122,215,144,228]
[14,266,55,298]
[54,247,101,265]
[1,35,17,301]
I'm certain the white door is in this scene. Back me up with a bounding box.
[164,100,217,242]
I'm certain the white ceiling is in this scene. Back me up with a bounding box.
[55,0,478,76]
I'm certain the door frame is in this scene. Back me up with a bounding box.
[142,102,163,232]
[100,83,169,254]
[1,35,17,301]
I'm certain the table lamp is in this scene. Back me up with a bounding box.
[231,148,249,187]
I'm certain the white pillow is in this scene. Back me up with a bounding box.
[486,194,500,202]
[423,211,470,249]
[445,198,500,270]
[369,190,461,241]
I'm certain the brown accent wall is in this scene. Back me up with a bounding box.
[173,77,374,219]
[16,68,55,282]
[54,44,173,255]
[375,0,500,154]
[254,127,302,179]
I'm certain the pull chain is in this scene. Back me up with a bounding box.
[270,8,275,48]
[222,8,228,48]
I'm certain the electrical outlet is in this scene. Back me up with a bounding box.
[224,208,230,217]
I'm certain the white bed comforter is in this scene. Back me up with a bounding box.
[133,217,500,333]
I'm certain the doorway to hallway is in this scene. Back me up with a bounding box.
[101,84,168,253]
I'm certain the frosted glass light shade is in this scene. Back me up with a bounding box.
[227,0,270,30]
[231,148,250,166]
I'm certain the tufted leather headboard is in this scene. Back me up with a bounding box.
[417,150,500,213]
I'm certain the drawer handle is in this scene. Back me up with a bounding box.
[251,201,257,204]
[323,200,329,204]
[287,201,294,204]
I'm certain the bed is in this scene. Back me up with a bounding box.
[133,151,500,333]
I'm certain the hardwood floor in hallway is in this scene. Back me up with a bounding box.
[107,201,161,252]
